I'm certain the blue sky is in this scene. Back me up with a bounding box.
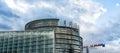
[0,0,120,53]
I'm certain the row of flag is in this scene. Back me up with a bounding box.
[82,44,105,48]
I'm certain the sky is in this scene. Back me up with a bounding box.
[0,0,120,53]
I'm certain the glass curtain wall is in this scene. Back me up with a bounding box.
[24,19,83,53]
[0,30,55,53]
[55,27,82,53]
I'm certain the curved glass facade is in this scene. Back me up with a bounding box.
[0,31,55,53]
[25,19,83,53]
[25,19,59,30]
[0,19,82,53]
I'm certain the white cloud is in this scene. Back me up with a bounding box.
[108,39,120,46]
[91,44,120,53]
[96,39,120,53]
[5,0,28,13]
[5,0,107,23]
[116,3,120,7]
[4,0,107,43]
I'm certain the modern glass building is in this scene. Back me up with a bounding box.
[0,30,55,53]
[25,19,83,53]
[0,18,83,53]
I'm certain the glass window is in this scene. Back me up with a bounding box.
[56,39,70,44]
[56,34,71,39]
[0,31,55,53]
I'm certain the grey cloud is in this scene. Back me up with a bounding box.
[0,23,12,30]
[0,9,20,18]
[0,0,20,18]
